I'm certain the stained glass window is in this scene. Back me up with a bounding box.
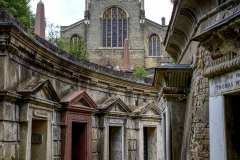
[102,7,128,47]
[149,34,161,57]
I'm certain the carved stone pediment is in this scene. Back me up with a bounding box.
[98,97,131,114]
[61,89,97,111]
[133,102,160,117]
[18,77,59,102]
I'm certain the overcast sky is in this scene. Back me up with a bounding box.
[30,0,173,26]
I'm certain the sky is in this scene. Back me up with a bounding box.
[30,0,173,28]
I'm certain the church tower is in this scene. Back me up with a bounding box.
[61,0,169,69]
[85,0,145,69]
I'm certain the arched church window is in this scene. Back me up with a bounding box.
[149,34,161,57]
[102,7,128,48]
[70,35,81,52]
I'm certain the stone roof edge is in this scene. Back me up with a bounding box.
[60,19,85,32]
[0,10,158,95]
[145,18,168,28]
[163,0,182,45]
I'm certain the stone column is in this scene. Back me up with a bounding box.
[165,106,171,160]
[209,96,227,160]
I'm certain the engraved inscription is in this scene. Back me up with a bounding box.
[210,70,240,96]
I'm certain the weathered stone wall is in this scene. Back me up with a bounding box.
[0,101,19,159]
[181,47,210,160]
[61,21,86,40]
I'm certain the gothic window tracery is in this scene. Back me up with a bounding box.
[102,7,128,48]
[149,34,161,57]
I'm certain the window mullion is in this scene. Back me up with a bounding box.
[155,37,157,56]
[122,17,124,47]
[152,37,154,56]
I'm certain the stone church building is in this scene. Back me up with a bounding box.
[61,0,170,69]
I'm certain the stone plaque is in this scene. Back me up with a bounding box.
[31,133,43,144]
[109,118,124,124]
[210,70,240,96]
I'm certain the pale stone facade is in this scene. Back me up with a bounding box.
[61,0,170,69]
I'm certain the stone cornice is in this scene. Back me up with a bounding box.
[0,10,158,96]
[204,53,240,78]
[0,90,61,108]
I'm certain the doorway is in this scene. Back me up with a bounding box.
[109,126,123,160]
[72,122,87,160]
[31,120,48,160]
[143,127,157,160]
[225,95,240,160]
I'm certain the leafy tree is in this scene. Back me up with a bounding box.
[0,0,35,30]
[47,23,60,44]
[133,66,148,80]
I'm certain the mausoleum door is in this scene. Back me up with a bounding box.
[109,126,123,160]
[143,127,157,160]
[31,119,48,160]
[224,95,240,160]
[71,122,87,160]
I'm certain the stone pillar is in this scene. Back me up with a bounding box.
[165,106,171,160]
[209,96,227,160]
[34,0,46,38]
